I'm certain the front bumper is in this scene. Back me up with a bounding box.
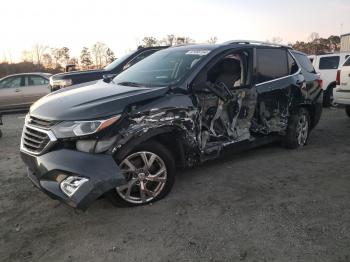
[20,149,125,210]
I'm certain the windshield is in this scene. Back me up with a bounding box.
[104,52,132,71]
[113,48,212,87]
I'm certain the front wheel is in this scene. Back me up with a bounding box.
[346,106,350,118]
[107,141,175,207]
[283,108,310,149]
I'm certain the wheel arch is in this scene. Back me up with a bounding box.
[112,126,193,169]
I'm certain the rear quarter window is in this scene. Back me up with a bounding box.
[293,52,315,73]
[319,56,340,70]
[256,48,288,83]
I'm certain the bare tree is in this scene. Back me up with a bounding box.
[175,36,195,45]
[42,53,53,68]
[91,42,108,68]
[59,47,70,65]
[207,36,218,44]
[308,32,320,42]
[161,35,176,46]
[142,37,159,47]
[32,44,48,65]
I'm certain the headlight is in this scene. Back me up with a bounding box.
[52,115,121,138]
[50,77,73,88]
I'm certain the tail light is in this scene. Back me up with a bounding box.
[316,74,323,89]
[336,69,341,85]
[316,79,323,89]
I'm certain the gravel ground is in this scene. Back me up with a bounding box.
[0,108,350,262]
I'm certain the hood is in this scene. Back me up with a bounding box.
[52,69,105,80]
[30,80,169,121]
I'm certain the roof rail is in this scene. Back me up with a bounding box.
[223,40,293,49]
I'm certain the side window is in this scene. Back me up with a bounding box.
[344,57,350,67]
[206,50,250,88]
[123,50,157,70]
[27,76,48,86]
[0,76,23,88]
[256,48,288,83]
[287,52,299,75]
[319,56,340,70]
[293,52,315,73]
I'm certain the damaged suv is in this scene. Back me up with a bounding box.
[20,41,323,210]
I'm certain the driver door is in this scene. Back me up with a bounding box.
[192,48,257,152]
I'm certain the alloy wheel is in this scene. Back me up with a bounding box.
[296,114,309,146]
[116,151,167,204]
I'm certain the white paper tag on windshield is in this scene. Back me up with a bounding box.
[185,50,210,56]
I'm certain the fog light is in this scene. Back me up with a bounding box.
[60,176,89,197]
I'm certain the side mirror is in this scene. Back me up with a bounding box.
[102,74,117,83]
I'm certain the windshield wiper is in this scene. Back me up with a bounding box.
[117,81,144,87]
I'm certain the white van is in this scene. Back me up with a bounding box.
[309,53,350,106]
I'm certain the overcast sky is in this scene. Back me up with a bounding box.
[1,0,349,62]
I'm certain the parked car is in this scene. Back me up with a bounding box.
[309,53,350,107]
[20,41,323,210]
[0,72,51,111]
[334,56,350,117]
[50,46,168,91]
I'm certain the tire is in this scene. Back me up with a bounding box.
[283,107,310,149]
[323,84,335,107]
[107,141,176,207]
[346,106,350,118]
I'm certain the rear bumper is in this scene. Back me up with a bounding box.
[20,149,125,210]
[334,87,350,105]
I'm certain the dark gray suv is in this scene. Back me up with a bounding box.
[20,41,323,210]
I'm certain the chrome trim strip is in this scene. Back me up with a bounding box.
[20,124,57,156]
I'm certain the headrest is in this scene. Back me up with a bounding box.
[220,58,241,74]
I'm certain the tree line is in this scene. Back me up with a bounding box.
[0,33,342,78]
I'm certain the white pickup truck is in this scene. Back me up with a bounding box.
[309,53,350,107]
[334,56,350,117]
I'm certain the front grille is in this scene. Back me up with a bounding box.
[27,116,56,129]
[21,126,52,154]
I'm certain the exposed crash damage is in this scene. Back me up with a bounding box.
[20,42,323,209]
[197,87,257,152]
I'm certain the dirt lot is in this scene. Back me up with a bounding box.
[0,108,350,262]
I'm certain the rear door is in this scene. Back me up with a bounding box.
[0,75,25,110]
[22,75,50,105]
[254,48,297,133]
[339,57,350,91]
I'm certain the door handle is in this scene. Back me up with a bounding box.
[15,89,21,92]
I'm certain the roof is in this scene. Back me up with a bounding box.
[0,72,52,80]
[341,33,350,37]
[168,40,293,52]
